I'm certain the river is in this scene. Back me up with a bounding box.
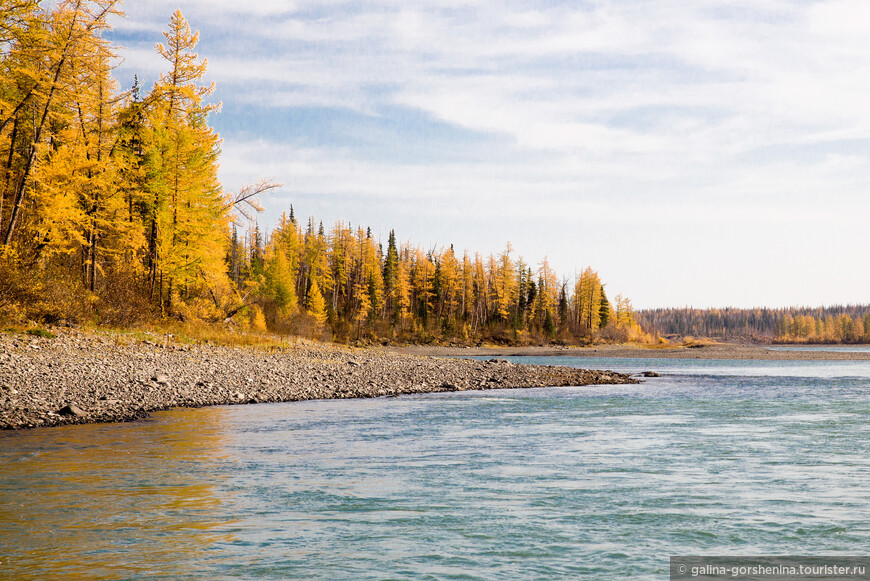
[2,355,869,579]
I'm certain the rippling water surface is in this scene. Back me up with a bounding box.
[2,356,870,579]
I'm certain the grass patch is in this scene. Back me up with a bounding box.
[25,328,55,339]
[112,321,300,349]
[640,342,681,349]
[681,336,718,348]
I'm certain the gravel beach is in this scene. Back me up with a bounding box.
[0,330,636,430]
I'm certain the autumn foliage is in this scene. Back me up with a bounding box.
[0,3,645,345]
[229,215,648,344]
[0,4,252,324]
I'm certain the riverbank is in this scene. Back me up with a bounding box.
[385,342,870,360]
[0,329,636,430]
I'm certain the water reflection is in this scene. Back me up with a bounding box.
[0,408,236,580]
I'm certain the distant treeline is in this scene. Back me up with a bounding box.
[637,305,870,344]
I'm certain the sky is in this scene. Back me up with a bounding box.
[107,0,870,310]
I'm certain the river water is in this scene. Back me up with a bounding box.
[2,355,869,579]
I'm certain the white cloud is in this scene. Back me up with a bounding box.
[108,0,870,307]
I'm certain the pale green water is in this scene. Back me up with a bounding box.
[2,356,869,580]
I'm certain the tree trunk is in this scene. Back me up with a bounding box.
[89,231,97,292]
[0,114,21,232]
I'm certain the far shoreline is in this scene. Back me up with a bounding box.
[383,342,870,361]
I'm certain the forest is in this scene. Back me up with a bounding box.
[230,216,648,344]
[0,1,647,345]
[637,305,870,344]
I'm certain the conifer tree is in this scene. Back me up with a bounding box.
[544,309,556,337]
[558,283,569,325]
[599,287,612,328]
[514,257,528,326]
[383,229,399,314]
[460,250,473,322]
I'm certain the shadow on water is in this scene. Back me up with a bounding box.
[0,408,236,580]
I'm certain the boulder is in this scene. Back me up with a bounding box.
[58,404,86,417]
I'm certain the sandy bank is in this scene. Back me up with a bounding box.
[0,330,636,430]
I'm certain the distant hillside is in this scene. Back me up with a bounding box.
[637,305,870,343]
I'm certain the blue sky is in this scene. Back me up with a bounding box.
[108,0,870,309]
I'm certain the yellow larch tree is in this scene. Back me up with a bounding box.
[328,220,353,311]
[615,294,635,328]
[536,257,559,324]
[353,277,371,337]
[411,247,435,327]
[147,9,226,313]
[494,242,517,322]
[575,266,603,333]
[471,252,488,333]
[263,240,296,319]
[437,245,460,323]
[1,0,123,248]
[394,245,411,329]
[34,25,144,292]
[359,228,383,317]
[306,277,327,325]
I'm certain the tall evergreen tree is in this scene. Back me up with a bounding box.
[383,229,398,316]
[599,287,612,328]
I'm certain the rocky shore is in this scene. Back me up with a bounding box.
[0,330,636,430]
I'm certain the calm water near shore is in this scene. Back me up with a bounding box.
[2,356,870,579]
[767,345,870,353]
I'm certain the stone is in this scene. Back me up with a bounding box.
[58,404,86,417]
[152,373,170,385]
[641,371,661,377]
